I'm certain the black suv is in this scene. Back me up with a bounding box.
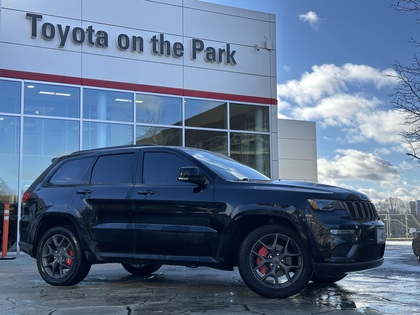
[19,145,386,298]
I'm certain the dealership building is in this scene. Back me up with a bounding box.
[0,0,317,246]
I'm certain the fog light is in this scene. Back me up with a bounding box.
[330,229,355,236]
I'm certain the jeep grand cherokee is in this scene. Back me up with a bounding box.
[19,145,386,298]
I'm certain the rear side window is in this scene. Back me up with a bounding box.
[91,153,134,184]
[49,158,93,185]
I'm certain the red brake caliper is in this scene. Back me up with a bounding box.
[256,246,268,274]
[66,249,74,266]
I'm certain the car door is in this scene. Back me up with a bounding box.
[132,149,223,259]
[70,151,137,256]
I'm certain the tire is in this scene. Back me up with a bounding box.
[122,262,162,276]
[36,226,91,286]
[311,273,347,284]
[238,224,312,298]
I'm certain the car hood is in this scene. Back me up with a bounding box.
[243,179,371,201]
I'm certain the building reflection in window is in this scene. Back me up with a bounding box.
[83,88,133,122]
[230,133,270,176]
[185,129,227,155]
[0,79,21,114]
[136,126,182,146]
[185,99,227,129]
[136,94,182,126]
[83,122,133,150]
[24,82,79,118]
[230,103,269,132]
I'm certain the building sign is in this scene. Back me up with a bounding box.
[25,13,237,65]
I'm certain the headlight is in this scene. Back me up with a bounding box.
[307,199,346,211]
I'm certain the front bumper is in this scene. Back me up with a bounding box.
[312,256,384,277]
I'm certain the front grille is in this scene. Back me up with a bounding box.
[343,201,379,220]
[355,244,385,262]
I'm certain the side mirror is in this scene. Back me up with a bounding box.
[177,167,207,186]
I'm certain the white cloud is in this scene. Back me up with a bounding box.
[293,93,380,127]
[277,63,402,145]
[318,149,400,183]
[277,64,397,107]
[316,149,420,202]
[277,63,419,202]
[357,110,406,144]
[298,11,320,29]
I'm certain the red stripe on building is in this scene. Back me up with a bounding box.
[0,69,277,105]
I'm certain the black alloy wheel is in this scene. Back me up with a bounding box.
[238,224,312,298]
[36,226,91,286]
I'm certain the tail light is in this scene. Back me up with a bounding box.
[22,191,32,203]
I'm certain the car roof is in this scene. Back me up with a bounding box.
[66,144,197,158]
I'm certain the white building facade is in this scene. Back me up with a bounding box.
[0,0,278,202]
[0,1,319,246]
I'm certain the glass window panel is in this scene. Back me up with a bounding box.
[22,156,54,192]
[136,94,182,126]
[136,126,181,146]
[49,158,93,186]
[184,99,227,129]
[0,80,21,114]
[22,118,80,201]
[0,116,20,155]
[230,133,270,176]
[185,129,227,155]
[83,88,133,122]
[230,104,269,132]
[83,122,133,150]
[0,116,20,205]
[143,152,190,185]
[23,118,79,157]
[91,153,134,184]
[24,82,79,118]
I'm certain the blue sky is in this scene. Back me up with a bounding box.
[205,0,420,203]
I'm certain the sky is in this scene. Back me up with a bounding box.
[205,0,420,203]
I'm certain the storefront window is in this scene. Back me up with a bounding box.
[83,122,133,149]
[0,116,20,251]
[230,133,270,176]
[230,103,269,132]
[185,99,227,129]
[22,117,80,199]
[24,82,79,118]
[23,118,79,156]
[136,126,182,146]
[0,79,21,114]
[136,94,182,126]
[185,129,227,154]
[0,116,20,199]
[84,88,133,122]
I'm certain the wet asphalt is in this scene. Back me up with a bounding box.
[0,241,419,315]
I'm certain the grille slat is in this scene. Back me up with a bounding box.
[344,201,379,220]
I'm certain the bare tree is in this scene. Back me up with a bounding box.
[391,0,420,161]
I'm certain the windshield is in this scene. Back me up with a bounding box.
[185,149,270,181]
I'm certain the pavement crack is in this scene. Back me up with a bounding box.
[168,293,179,302]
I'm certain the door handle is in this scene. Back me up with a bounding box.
[137,190,155,196]
[77,189,92,195]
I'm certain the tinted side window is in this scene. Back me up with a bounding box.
[143,152,189,185]
[49,158,93,185]
[91,153,134,184]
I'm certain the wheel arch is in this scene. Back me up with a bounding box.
[229,213,309,267]
[33,213,88,259]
